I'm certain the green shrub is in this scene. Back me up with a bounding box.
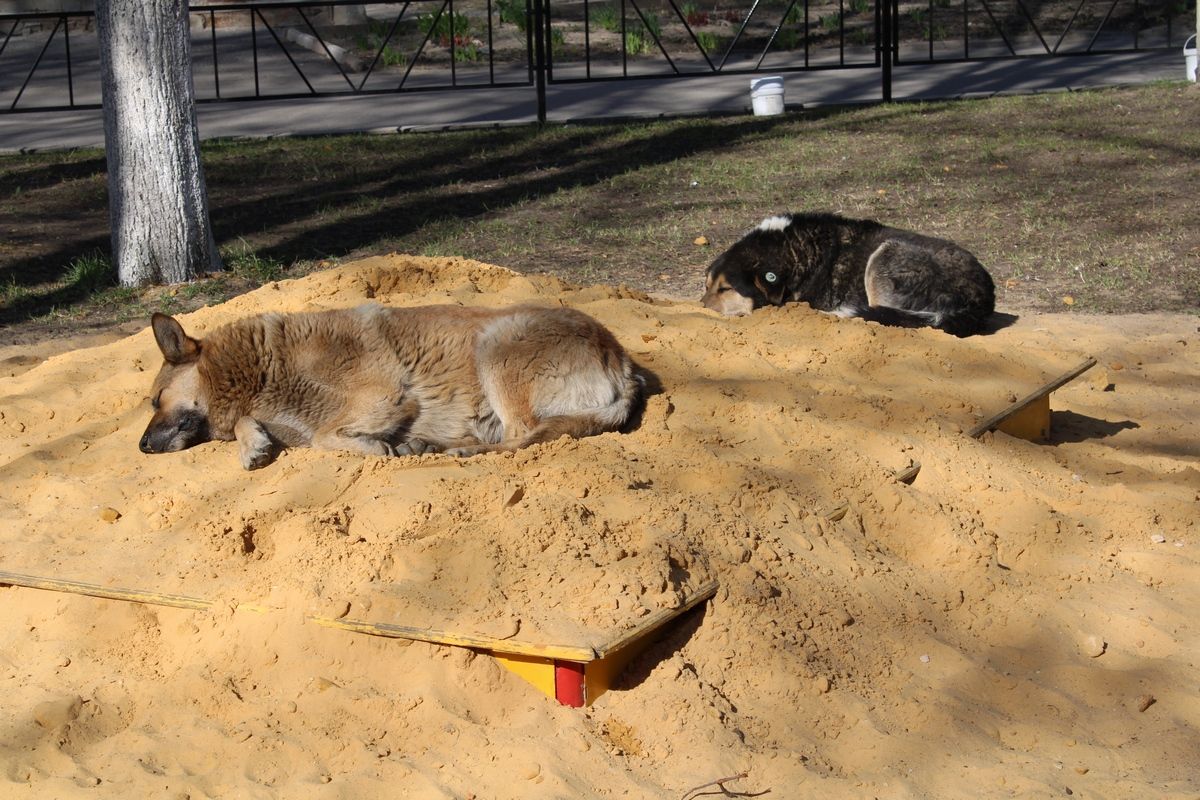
[641,11,661,40]
[418,11,470,41]
[776,27,801,49]
[496,0,527,31]
[681,1,710,25]
[592,4,621,33]
[625,27,650,55]
[454,41,483,61]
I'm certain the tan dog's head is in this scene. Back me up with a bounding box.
[139,313,211,454]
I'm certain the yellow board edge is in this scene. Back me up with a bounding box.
[995,393,1051,441]
[491,651,558,700]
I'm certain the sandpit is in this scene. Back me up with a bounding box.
[1,255,1197,798]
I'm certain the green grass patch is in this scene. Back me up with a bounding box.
[1,83,1197,339]
[63,250,115,294]
[222,239,286,283]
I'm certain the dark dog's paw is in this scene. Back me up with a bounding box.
[392,438,438,456]
[446,444,492,458]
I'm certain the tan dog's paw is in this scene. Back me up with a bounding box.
[235,416,276,470]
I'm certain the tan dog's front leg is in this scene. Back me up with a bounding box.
[235,416,278,470]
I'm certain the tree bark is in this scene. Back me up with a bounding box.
[97,0,222,287]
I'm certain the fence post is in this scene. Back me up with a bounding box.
[532,0,547,123]
[879,0,893,101]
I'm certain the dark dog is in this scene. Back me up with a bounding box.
[701,212,995,336]
[139,304,640,470]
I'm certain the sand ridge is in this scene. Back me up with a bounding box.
[1,255,1197,798]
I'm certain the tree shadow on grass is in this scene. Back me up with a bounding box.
[0,100,970,328]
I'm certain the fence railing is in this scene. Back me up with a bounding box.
[0,0,1193,119]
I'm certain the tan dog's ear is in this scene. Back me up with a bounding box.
[151,313,201,364]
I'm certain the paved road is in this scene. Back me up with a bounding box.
[0,39,1188,153]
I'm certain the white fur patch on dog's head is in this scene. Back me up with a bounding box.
[757,215,793,233]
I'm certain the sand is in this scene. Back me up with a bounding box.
[1,255,1197,799]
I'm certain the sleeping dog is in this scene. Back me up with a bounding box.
[701,212,996,336]
[139,304,641,469]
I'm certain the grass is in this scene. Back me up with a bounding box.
[222,238,286,283]
[62,250,115,294]
[0,83,1197,343]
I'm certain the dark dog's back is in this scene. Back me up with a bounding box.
[702,212,995,337]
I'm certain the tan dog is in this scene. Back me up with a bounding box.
[139,304,640,470]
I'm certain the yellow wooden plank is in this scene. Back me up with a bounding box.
[307,615,596,661]
[491,652,558,700]
[0,570,212,611]
[595,579,719,659]
[969,356,1096,439]
[577,580,720,705]
[1,568,714,678]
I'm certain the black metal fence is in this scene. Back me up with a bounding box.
[0,0,1194,119]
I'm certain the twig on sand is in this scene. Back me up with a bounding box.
[680,771,750,800]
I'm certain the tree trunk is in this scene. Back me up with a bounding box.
[97,0,221,287]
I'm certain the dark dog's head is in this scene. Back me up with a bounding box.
[139,313,211,454]
[701,216,794,315]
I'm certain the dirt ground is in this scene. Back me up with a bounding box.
[1,255,1197,798]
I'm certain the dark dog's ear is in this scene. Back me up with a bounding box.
[151,313,201,364]
[752,270,788,305]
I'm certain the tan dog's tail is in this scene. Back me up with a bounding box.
[518,370,643,448]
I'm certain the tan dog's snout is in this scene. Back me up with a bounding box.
[141,314,212,454]
[139,408,210,453]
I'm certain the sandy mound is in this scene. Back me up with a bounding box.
[1,255,1197,798]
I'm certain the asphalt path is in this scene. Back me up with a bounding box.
[0,23,1188,152]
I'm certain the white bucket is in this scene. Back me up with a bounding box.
[1186,35,1197,83]
[750,76,785,116]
